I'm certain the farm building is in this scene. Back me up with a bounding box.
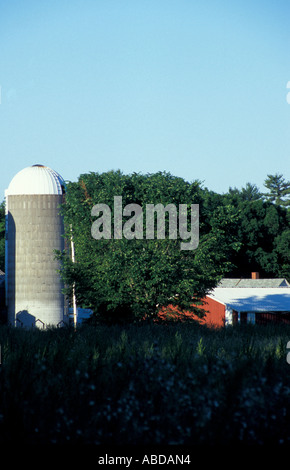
[158,273,290,327]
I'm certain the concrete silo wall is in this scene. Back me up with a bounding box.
[7,194,66,327]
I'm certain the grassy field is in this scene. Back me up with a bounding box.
[0,321,290,445]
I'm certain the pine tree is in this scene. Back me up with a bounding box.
[263,174,290,207]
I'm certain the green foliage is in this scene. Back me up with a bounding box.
[222,182,290,280]
[0,201,5,272]
[54,171,290,321]
[1,323,290,445]
[263,173,290,207]
[58,171,241,322]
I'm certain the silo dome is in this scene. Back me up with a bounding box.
[6,164,65,196]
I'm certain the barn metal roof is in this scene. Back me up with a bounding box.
[6,165,65,196]
[218,278,290,288]
[208,287,290,312]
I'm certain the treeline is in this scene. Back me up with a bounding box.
[0,171,289,322]
[55,171,289,322]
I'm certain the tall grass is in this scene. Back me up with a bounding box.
[0,322,290,445]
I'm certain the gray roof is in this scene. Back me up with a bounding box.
[218,278,290,288]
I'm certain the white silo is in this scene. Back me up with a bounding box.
[5,164,68,328]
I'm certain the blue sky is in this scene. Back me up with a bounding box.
[1,0,290,197]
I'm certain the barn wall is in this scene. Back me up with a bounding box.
[199,297,226,327]
[255,312,290,325]
[158,300,290,327]
[157,296,226,327]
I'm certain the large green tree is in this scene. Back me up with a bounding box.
[223,183,290,280]
[58,171,241,322]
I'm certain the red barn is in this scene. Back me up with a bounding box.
[158,275,290,327]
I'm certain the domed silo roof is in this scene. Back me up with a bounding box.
[6,164,65,196]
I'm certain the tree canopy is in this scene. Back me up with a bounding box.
[222,187,290,280]
[57,171,241,322]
